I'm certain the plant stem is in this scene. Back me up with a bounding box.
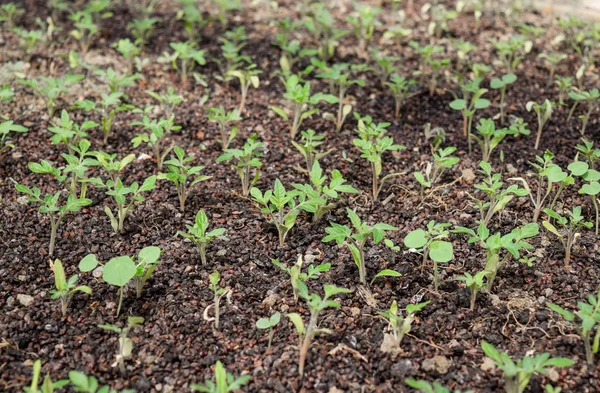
[470,289,477,311]
[592,196,599,235]
[534,122,542,150]
[199,243,207,265]
[116,286,124,316]
[214,292,220,329]
[433,260,439,292]
[299,310,318,377]
[49,216,59,257]
[371,162,379,201]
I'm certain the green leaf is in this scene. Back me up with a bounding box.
[78,254,98,272]
[286,313,305,335]
[449,99,466,110]
[138,246,161,264]
[102,256,136,287]
[370,269,401,285]
[404,229,427,249]
[429,240,453,263]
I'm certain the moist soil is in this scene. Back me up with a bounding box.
[1,1,599,392]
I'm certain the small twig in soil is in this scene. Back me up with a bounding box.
[406,333,444,351]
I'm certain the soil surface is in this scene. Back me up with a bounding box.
[1,1,599,392]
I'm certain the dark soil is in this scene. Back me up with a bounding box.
[1,1,599,392]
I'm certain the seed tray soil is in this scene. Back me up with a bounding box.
[1,1,599,392]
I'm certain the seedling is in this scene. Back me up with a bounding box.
[175,0,207,40]
[15,183,91,256]
[347,3,381,57]
[271,74,337,139]
[0,3,24,29]
[538,52,567,80]
[228,63,261,115]
[304,4,348,62]
[456,271,486,311]
[386,73,418,118]
[216,134,263,196]
[315,63,365,131]
[491,35,529,73]
[131,115,181,169]
[47,110,97,154]
[548,287,600,365]
[471,161,528,227]
[68,370,135,393]
[208,271,230,330]
[75,92,130,144]
[272,254,331,302]
[576,139,599,170]
[160,146,211,212]
[256,312,281,349]
[481,341,573,393]
[87,175,157,234]
[158,41,206,84]
[353,114,405,201]
[214,33,249,84]
[403,221,453,291]
[24,359,68,393]
[50,257,92,317]
[128,16,159,46]
[147,88,183,119]
[190,360,250,393]
[472,118,513,162]
[322,207,397,285]
[131,246,161,298]
[578,175,600,235]
[526,99,554,150]
[88,255,135,316]
[371,50,399,86]
[19,74,84,117]
[291,129,334,174]
[178,210,228,265]
[92,152,135,184]
[453,222,539,291]
[207,106,241,150]
[94,68,140,95]
[378,300,429,347]
[490,74,517,125]
[99,316,144,375]
[568,89,599,136]
[543,207,592,267]
[0,120,28,156]
[287,282,352,377]
[449,78,490,153]
[293,161,358,221]
[69,12,98,55]
[251,179,322,246]
[14,28,45,60]
[410,41,449,95]
[554,76,573,105]
[405,379,472,393]
[413,146,459,195]
[425,3,458,39]
[509,151,573,222]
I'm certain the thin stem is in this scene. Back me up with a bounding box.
[116,286,124,316]
[49,216,58,257]
[214,292,220,329]
[199,242,207,265]
[299,310,318,377]
[592,196,599,235]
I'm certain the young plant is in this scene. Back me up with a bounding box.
[413,146,459,195]
[453,222,539,291]
[576,139,600,170]
[568,89,600,136]
[291,129,334,174]
[315,63,364,132]
[75,92,129,144]
[0,3,24,29]
[227,63,261,115]
[472,118,512,162]
[287,282,352,377]
[216,135,263,196]
[386,73,418,118]
[304,4,348,62]
[554,76,574,105]
[98,316,144,375]
[15,183,91,256]
[403,221,454,291]
[158,41,206,84]
[68,370,136,393]
[24,359,68,393]
[347,3,381,57]
[178,210,228,265]
[131,246,161,298]
[449,78,490,153]
[19,74,84,117]
[293,161,358,221]
[114,38,141,74]
[94,68,140,95]
[371,50,399,86]
[207,106,241,150]
[491,35,530,73]
[543,207,592,267]
[490,74,517,125]
[526,99,553,150]
[128,16,159,46]
[270,74,337,139]
[271,255,331,303]
[208,270,230,330]
[146,87,183,119]
[69,12,98,55]
[256,312,281,349]
[578,176,600,235]
[547,288,600,365]
[47,110,97,154]
[538,52,567,80]
[322,207,397,285]
[14,28,45,60]
[160,146,211,212]
[190,360,250,393]
[0,120,28,156]
[131,115,181,169]
[471,161,528,227]
[481,341,573,393]
[378,300,429,348]
[50,257,92,317]
[251,179,322,246]
[509,151,572,222]
[87,175,157,234]
[456,271,486,311]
